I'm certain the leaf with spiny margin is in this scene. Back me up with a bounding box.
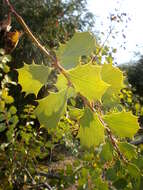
[104,112,139,138]
[78,108,105,148]
[118,142,137,160]
[17,62,51,95]
[56,32,96,69]
[34,89,68,128]
[68,64,109,101]
[101,63,124,108]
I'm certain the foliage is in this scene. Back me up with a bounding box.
[0,0,94,65]
[119,59,143,128]
[1,27,143,190]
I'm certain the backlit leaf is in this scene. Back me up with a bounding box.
[118,142,137,160]
[17,62,51,95]
[78,108,105,148]
[101,63,124,107]
[68,64,109,101]
[104,112,139,138]
[56,32,96,69]
[100,141,113,163]
[34,89,68,128]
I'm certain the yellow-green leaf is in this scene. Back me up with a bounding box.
[56,32,96,69]
[118,142,137,160]
[17,62,51,95]
[104,112,139,138]
[68,64,109,101]
[101,63,124,107]
[34,89,67,128]
[78,108,105,148]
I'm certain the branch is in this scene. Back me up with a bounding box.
[91,25,114,63]
[36,171,61,180]
[80,96,127,163]
[4,0,72,86]
[4,0,127,164]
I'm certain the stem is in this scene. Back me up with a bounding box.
[80,96,127,163]
[4,0,126,163]
[4,0,71,85]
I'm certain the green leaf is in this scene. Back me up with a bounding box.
[104,112,139,138]
[34,89,68,128]
[127,163,140,189]
[94,178,108,190]
[17,62,51,95]
[68,107,84,120]
[0,124,6,132]
[68,64,109,101]
[106,168,117,181]
[56,74,76,98]
[56,32,96,69]
[118,142,137,160]
[127,163,140,179]
[100,141,113,163]
[78,108,105,148]
[113,178,128,189]
[101,63,124,107]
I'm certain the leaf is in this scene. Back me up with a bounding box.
[113,178,128,189]
[0,124,6,133]
[94,178,109,190]
[104,112,139,138]
[17,62,51,95]
[56,74,76,98]
[100,141,113,163]
[118,142,137,160]
[101,63,124,107]
[68,64,109,101]
[56,32,96,69]
[34,89,67,128]
[127,163,140,189]
[68,107,84,120]
[78,108,105,148]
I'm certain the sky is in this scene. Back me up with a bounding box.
[87,0,143,64]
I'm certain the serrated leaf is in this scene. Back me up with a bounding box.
[104,112,139,138]
[78,108,105,148]
[34,89,67,128]
[101,63,124,107]
[68,64,109,101]
[17,62,51,95]
[56,32,96,69]
[118,142,137,160]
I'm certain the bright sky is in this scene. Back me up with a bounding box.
[87,0,143,64]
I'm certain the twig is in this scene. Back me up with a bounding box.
[4,0,72,86]
[36,171,61,180]
[91,25,114,63]
[80,95,127,163]
[4,0,127,164]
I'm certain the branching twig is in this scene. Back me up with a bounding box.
[4,0,127,164]
[91,25,114,63]
[80,96,127,163]
[4,0,72,86]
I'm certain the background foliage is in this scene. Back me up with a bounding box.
[0,1,143,190]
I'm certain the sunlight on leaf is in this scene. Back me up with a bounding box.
[17,62,51,95]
